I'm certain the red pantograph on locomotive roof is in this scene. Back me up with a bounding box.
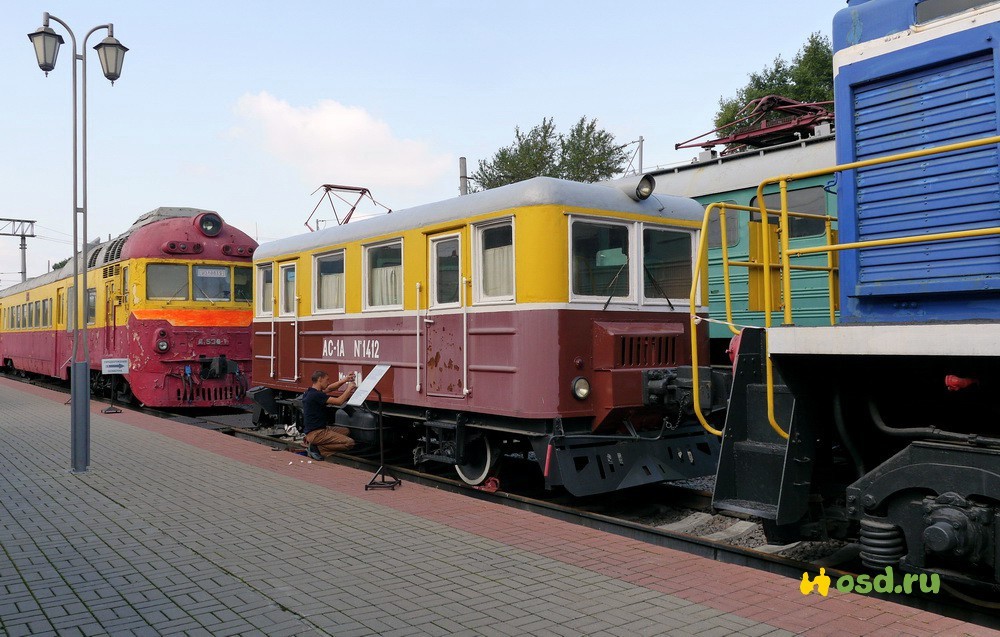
[0,207,257,408]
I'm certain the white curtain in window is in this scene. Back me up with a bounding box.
[319,272,344,309]
[370,265,401,306]
[483,245,513,297]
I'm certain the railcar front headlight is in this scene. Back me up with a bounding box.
[571,376,591,400]
[156,339,170,352]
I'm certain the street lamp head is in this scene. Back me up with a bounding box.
[27,25,64,75]
[93,36,128,84]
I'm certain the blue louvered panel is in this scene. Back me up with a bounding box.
[853,53,1000,295]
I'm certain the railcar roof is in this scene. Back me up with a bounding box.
[0,207,214,297]
[256,176,704,261]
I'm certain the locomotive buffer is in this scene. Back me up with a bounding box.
[348,364,401,491]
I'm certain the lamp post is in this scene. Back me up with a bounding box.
[28,12,127,474]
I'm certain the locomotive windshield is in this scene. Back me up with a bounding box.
[193,265,232,301]
[147,264,189,300]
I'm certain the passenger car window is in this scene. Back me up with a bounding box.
[315,252,345,311]
[366,242,403,308]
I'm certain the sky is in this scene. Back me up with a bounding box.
[0,0,848,287]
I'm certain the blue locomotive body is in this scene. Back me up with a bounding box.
[834,0,1000,322]
[710,0,1000,592]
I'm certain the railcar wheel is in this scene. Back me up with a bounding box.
[455,434,499,486]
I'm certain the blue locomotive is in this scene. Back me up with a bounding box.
[711,0,1000,591]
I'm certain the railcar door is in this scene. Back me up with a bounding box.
[275,261,299,382]
[424,233,466,398]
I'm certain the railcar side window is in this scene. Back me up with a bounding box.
[67,288,74,331]
[234,267,252,304]
[42,299,49,327]
[643,228,693,301]
[193,265,232,301]
[147,264,189,300]
[431,237,460,306]
[750,186,829,238]
[86,289,96,325]
[315,252,345,312]
[365,241,403,309]
[257,265,273,316]
[279,264,296,316]
[476,222,514,301]
[572,221,630,298]
[35,301,42,328]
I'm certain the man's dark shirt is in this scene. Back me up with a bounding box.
[302,387,330,435]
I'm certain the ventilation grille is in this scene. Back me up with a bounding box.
[102,264,121,279]
[177,382,245,404]
[853,51,1000,295]
[103,237,127,264]
[615,335,677,368]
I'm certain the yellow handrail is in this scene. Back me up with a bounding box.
[687,202,834,438]
[755,133,1000,442]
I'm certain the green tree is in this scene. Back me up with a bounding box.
[51,257,70,270]
[472,116,627,190]
[713,33,833,132]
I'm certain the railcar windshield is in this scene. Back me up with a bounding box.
[643,228,692,300]
[572,221,630,297]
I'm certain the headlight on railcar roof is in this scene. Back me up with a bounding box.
[196,212,223,237]
[571,376,591,400]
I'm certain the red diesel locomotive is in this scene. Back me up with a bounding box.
[0,207,257,408]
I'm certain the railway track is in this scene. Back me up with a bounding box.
[5,371,998,627]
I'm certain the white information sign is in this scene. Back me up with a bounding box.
[101,358,129,375]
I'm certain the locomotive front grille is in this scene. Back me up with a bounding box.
[176,383,245,403]
[616,335,677,368]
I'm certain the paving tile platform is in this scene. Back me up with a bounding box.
[0,376,997,637]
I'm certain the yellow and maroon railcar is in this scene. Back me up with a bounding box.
[250,177,726,495]
[0,208,256,408]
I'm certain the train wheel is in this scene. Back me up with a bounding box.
[455,435,499,486]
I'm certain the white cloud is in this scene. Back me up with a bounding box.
[234,92,452,192]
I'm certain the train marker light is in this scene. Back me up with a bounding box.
[156,339,169,352]
[27,25,63,74]
[572,376,591,400]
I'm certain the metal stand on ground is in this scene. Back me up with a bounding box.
[365,388,400,490]
[102,374,122,414]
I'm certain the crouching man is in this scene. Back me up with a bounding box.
[302,370,357,461]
